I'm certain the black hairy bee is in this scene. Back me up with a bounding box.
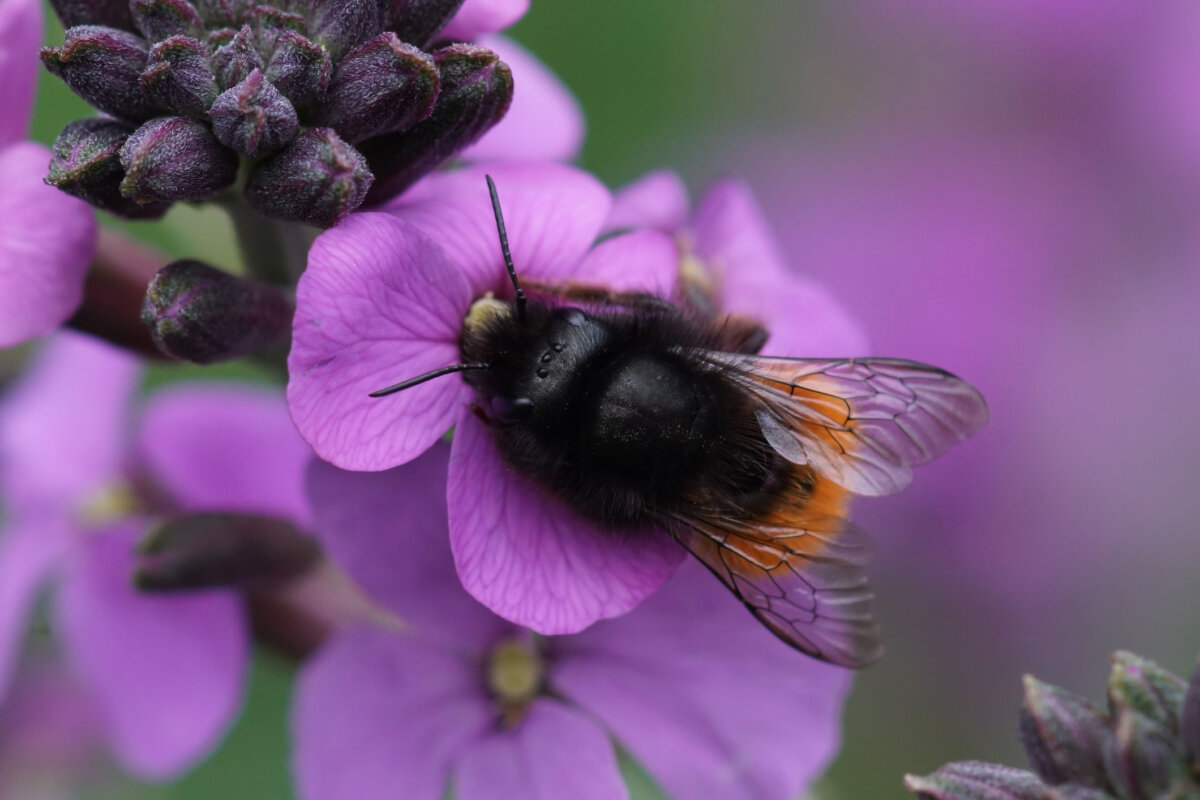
[371,177,988,668]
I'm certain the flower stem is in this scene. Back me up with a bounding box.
[67,227,167,359]
[217,193,312,286]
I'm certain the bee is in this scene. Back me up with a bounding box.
[371,176,988,668]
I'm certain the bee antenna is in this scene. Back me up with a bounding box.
[486,175,526,323]
[368,363,489,397]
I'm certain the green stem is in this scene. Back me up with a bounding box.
[217,193,311,286]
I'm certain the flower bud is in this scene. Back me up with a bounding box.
[141,259,293,363]
[41,26,159,123]
[1102,707,1190,799]
[120,116,237,202]
[244,128,373,227]
[48,0,134,30]
[314,33,439,143]
[1051,788,1116,799]
[309,0,389,60]
[1184,663,1200,768]
[250,5,306,53]
[1020,676,1115,787]
[129,0,203,41]
[139,35,220,118]
[265,31,333,111]
[135,512,320,591]
[903,762,1051,799]
[389,0,466,49]
[362,43,510,203]
[193,0,247,28]
[210,24,262,89]
[1107,651,1187,735]
[210,69,300,158]
[47,117,171,219]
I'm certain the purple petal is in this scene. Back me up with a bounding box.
[0,333,140,509]
[441,0,528,41]
[554,561,851,800]
[606,170,690,233]
[0,143,97,347]
[723,272,869,356]
[385,162,611,292]
[305,445,511,646]
[691,177,790,282]
[455,699,626,800]
[690,177,867,355]
[0,0,40,147]
[0,517,71,704]
[55,522,247,780]
[288,212,470,471]
[570,229,678,297]
[447,411,685,634]
[293,625,492,800]
[137,384,313,525]
[462,35,584,163]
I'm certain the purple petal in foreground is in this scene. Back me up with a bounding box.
[0,143,97,348]
[569,229,678,297]
[455,700,626,800]
[288,213,470,471]
[138,384,313,525]
[441,0,528,41]
[0,333,140,509]
[293,626,492,800]
[386,162,611,291]
[606,170,690,233]
[0,0,41,147]
[55,523,247,780]
[447,412,684,634]
[305,445,510,648]
[463,35,584,163]
[722,271,869,356]
[0,518,71,704]
[554,561,851,800]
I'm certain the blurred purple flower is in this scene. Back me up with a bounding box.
[0,663,104,800]
[0,333,312,779]
[287,162,867,635]
[295,444,851,800]
[0,0,97,347]
[441,0,529,42]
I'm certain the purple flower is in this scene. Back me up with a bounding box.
[0,333,312,779]
[288,161,868,635]
[295,445,851,800]
[440,0,529,42]
[0,0,97,347]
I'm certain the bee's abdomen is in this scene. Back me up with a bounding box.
[582,352,717,489]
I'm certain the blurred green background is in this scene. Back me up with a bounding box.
[26,1,1200,798]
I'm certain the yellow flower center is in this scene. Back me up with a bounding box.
[486,637,544,725]
[76,482,141,527]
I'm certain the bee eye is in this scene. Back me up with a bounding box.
[491,396,533,424]
[562,309,587,327]
[536,367,550,379]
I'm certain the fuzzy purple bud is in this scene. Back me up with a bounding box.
[141,259,294,363]
[192,0,247,28]
[1107,651,1187,736]
[903,762,1051,800]
[47,0,134,29]
[309,0,389,60]
[210,69,300,158]
[314,32,439,143]
[1102,708,1190,799]
[250,5,307,52]
[1184,663,1200,769]
[47,118,172,219]
[265,31,333,111]
[362,44,511,203]
[41,26,159,123]
[210,25,262,89]
[120,117,237,203]
[139,35,219,118]
[129,0,204,41]
[1019,676,1116,788]
[244,128,372,227]
[135,512,320,591]
[1052,789,1116,799]
[388,0,466,48]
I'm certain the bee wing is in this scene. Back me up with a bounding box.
[705,354,989,496]
[665,505,882,668]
